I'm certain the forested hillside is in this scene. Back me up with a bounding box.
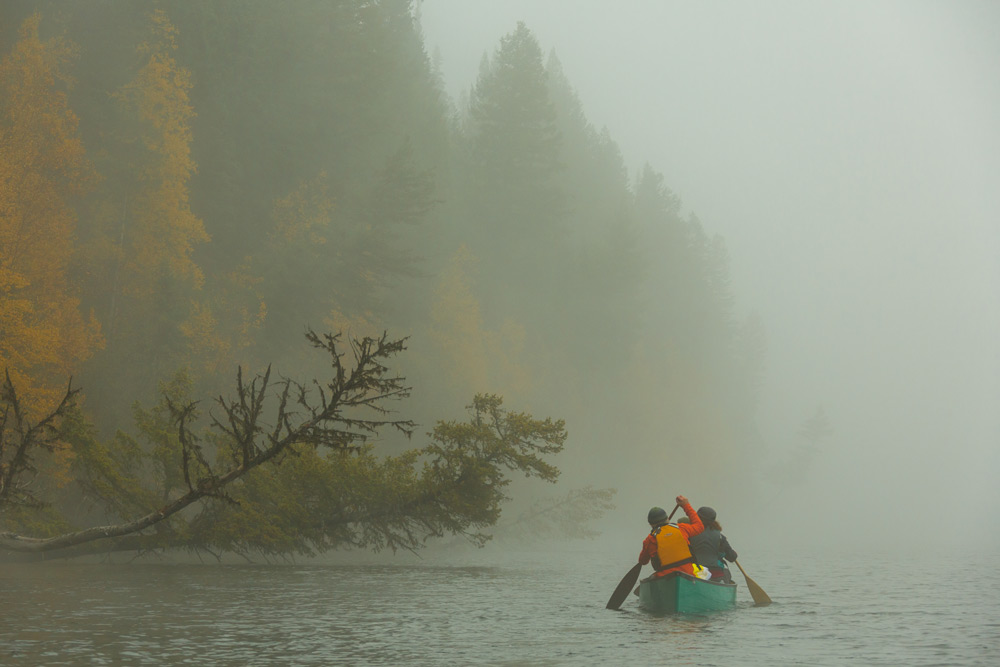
[0,1,764,559]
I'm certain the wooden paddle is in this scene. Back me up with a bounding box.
[734,559,771,606]
[605,504,681,610]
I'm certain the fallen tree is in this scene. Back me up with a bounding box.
[1,331,572,559]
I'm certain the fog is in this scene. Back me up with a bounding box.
[3,0,997,565]
[421,0,1000,553]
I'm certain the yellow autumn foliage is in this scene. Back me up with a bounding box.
[113,9,209,299]
[0,14,102,417]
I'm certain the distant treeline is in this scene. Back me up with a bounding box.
[0,1,765,554]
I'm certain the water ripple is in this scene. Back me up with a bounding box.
[1,552,999,665]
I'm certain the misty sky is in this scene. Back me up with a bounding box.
[420,0,1000,548]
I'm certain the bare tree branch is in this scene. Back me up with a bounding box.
[0,331,413,554]
[0,372,79,509]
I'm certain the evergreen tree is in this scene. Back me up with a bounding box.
[464,22,565,301]
[544,53,643,386]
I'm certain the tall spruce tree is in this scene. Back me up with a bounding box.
[464,22,565,313]
[543,53,643,388]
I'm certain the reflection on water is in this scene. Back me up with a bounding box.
[1,550,998,665]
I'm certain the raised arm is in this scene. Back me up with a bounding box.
[674,495,704,537]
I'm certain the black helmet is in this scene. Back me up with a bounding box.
[647,506,668,526]
[697,506,717,523]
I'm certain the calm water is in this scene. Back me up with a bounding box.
[2,547,998,665]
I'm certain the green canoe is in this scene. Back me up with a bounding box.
[637,571,737,613]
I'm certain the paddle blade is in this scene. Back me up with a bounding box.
[735,560,771,607]
[743,573,772,606]
[606,563,643,610]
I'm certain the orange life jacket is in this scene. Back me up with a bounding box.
[651,524,695,571]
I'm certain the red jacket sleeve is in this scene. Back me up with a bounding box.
[638,533,657,565]
[676,502,704,538]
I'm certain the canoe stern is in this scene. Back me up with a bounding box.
[638,571,737,613]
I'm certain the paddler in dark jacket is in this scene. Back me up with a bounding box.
[682,506,738,583]
[638,495,704,578]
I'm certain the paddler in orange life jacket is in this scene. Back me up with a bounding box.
[638,495,704,578]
